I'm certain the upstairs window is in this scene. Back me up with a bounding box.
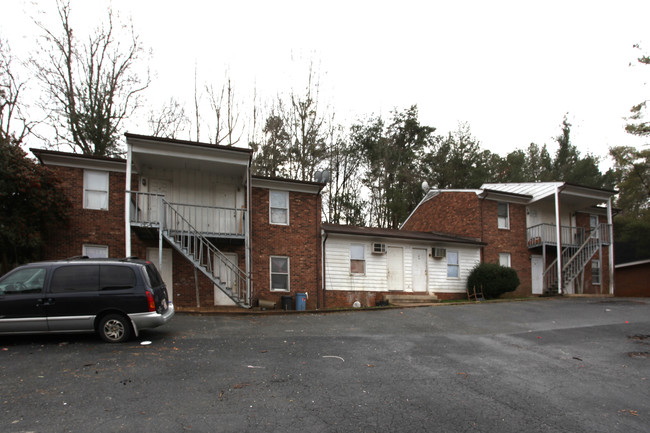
[270,190,289,225]
[497,202,509,229]
[84,170,109,210]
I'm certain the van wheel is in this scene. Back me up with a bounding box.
[98,314,132,343]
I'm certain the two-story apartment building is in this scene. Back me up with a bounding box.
[402,182,616,297]
[31,133,324,311]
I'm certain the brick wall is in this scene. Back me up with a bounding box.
[251,186,322,310]
[402,192,482,238]
[615,262,650,297]
[42,166,136,260]
[481,200,531,296]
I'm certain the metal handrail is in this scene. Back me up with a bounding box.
[527,224,585,247]
[162,198,250,307]
[128,191,246,237]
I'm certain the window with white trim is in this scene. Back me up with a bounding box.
[590,215,600,239]
[83,244,108,258]
[350,244,365,274]
[270,256,290,291]
[497,202,509,229]
[447,251,459,278]
[269,190,289,225]
[84,170,109,210]
[499,253,511,267]
[592,259,601,285]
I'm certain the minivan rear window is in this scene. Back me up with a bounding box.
[50,265,99,293]
[100,265,137,290]
[144,263,163,288]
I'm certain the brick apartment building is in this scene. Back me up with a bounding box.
[402,183,617,297]
[32,134,324,311]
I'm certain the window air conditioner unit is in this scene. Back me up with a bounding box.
[372,243,387,254]
[432,247,446,258]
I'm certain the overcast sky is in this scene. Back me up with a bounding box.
[3,0,650,168]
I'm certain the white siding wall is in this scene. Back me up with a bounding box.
[142,167,243,208]
[325,235,481,295]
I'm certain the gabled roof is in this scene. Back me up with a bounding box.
[323,223,485,246]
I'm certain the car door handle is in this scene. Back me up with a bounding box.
[37,298,55,307]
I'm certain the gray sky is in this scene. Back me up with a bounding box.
[3,0,650,168]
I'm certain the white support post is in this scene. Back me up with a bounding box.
[607,197,614,295]
[125,142,132,257]
[555,185,563,294]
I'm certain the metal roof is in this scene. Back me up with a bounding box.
[322,223,485,246]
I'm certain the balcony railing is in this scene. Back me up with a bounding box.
[527,223,611,248]
[128,191,246,238]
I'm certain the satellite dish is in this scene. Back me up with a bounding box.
[422,181,430,193]
[321,170,330,184]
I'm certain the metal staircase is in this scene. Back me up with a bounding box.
[161,199,251,308]
[543,224,605,295]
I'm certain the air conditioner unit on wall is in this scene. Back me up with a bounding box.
[432,247,446,258]
[372,243,387,254]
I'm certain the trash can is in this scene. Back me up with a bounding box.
[295,292,307,311]
[281,295,293,311]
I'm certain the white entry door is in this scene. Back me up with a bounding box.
[214,253,238,306]
[531,254,543,295]
[387,246,404,291]
[147,248,173,301]
[412,248,428,292]
[148,179,171,224]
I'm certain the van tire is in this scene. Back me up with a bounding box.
[98,314,132,343]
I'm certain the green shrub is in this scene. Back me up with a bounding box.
[467,263,520,299]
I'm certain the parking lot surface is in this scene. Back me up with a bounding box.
[1,297,649,432]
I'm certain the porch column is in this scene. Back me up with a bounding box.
[607,197,614,295]
[555,185,562,294]
[125,142,132,257]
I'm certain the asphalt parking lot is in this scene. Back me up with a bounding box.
[1,297,649,433]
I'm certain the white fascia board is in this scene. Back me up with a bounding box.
[252,177,322,194]
[36,153,128,173]
[130,138,250,167]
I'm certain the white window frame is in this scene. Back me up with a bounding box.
[270,256,290,292]
[83,244,108,258]
[592,259,601,285]
[499,253,511,267]
[447,251,459,279]
[269,190,289,225]
[83,170,109,210]
[497,202,510,229]
[350,244,366,275]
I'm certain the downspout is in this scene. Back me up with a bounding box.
[321,229,328,310]
[554,184,564,294]
[125,141,133,257]
[316,187,323,310]
[479,192,485,263]
[246,160,252,306]
[607,197,614,295]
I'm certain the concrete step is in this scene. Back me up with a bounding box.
[384,294,440,306]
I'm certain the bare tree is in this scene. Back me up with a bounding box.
[147,97,189,139]
[286,62,327,181]
[0,40,33,143]
[206,76,242,146]
[32,0,149,156]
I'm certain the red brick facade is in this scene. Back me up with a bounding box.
[250,187,322,310]
[41,165,137,260]
[403,192,482,238]
[38,157,323,311]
